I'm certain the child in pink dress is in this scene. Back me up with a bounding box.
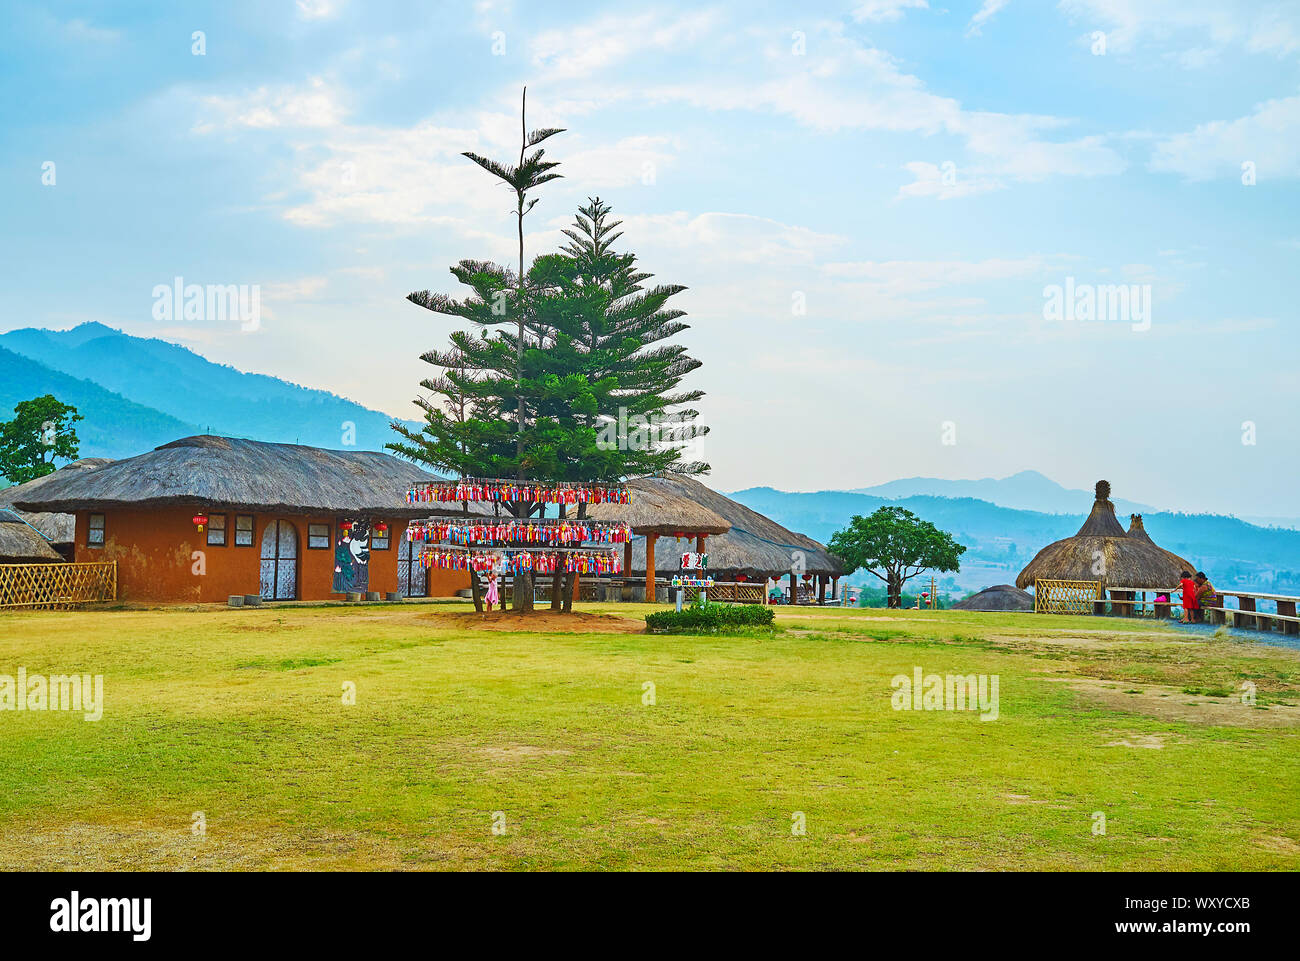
[484,572,500,612]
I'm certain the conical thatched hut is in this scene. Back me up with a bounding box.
[1126,514,1194,571]
[1016,481,1188,592]
[953,584,1034,612]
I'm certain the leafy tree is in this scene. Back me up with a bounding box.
[0,395,82,484]
[829,507,966,608]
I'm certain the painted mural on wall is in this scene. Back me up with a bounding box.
[333,519,370,593]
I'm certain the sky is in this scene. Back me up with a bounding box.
[2,0,1298,514]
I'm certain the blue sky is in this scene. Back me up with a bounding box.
[2,0,1297,514]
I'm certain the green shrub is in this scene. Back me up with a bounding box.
[645,604,776,634]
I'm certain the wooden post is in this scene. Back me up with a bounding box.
[1278,599,1298,636]
[789,571,797,606]
[695,534,706,553]
[832,576,839,602]
[1238,595,1257,630]
[817,574,826,605]
[645,533,658,603]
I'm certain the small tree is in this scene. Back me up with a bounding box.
[829,507,966,608]
[0,395,82,484]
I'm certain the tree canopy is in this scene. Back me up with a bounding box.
[0,394,82,485]
[829,506,966,608]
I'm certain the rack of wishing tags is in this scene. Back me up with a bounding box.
[405,479,631,582]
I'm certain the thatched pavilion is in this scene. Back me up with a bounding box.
[1016,481,1190,609]
[12,435,471,603]
[590,474,843,602]
[585,476,729,600]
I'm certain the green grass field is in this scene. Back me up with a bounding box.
[2,602,1298,870]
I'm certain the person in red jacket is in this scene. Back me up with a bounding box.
[1179,570,1198,624]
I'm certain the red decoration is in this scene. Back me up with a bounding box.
[192,513,208,532]
[340,521,353,532]
[375,522,388,533]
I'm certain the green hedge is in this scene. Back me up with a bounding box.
[645,604,776,633]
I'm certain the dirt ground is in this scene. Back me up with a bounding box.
[423,609,645,633]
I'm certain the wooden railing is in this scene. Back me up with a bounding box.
[1090,585,1300,637]
[0,561,117,610]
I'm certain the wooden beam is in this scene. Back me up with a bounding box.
[645,533,658,603]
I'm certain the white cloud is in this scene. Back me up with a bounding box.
[620,211,846,266]
[531,10,720,80]
[1059,0,1300,58]
[526,19,1125,187]
[966,0,1010,37]
[1150,94,1300,180]
[823,256,1058,294]
[852,1,929,23]
[897,161,1004,199]
[296,0,343,21]
[194,77,347,131]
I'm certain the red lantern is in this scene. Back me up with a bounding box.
[340,521,353,532]
[192,512,208,532]
[375,522,388,533]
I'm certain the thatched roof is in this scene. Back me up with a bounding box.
[601,474,842,578]
[0,459,114,543]
[585,477,729,535]
[0,516,62,562]
[1126,513,1195,571]
[10,436,451,518]
[1016,480,1188,590]
[953,584,1033,612]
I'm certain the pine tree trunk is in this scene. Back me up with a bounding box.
[470,570,484,613]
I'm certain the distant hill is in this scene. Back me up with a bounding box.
[0,345,202,463]
[0,323,415,456]
[850,469,1157,516]
[727,486,1300,595]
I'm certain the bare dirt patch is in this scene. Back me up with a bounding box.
[424,610,644,633]
[478,743,574,761]
[1045,676,1300,728]
[1104,733,1168,749]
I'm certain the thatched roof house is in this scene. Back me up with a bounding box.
[12,436,444,518]
[1016,481,1188,590]
[0,458,114,551]
[591,474,842,580]
[953,584,1034,612]
[0,513,63,563]
[10,435,470,603]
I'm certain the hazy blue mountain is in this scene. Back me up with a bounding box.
[727,486,1300,595]
[0,345,202,462]
[850,469,1157,516]
[0,323,415,454]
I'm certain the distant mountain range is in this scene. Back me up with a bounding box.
[848,470,1157,517]
[0,323,415,459]
[727,486,1300,595]
[4,323,1296,594]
